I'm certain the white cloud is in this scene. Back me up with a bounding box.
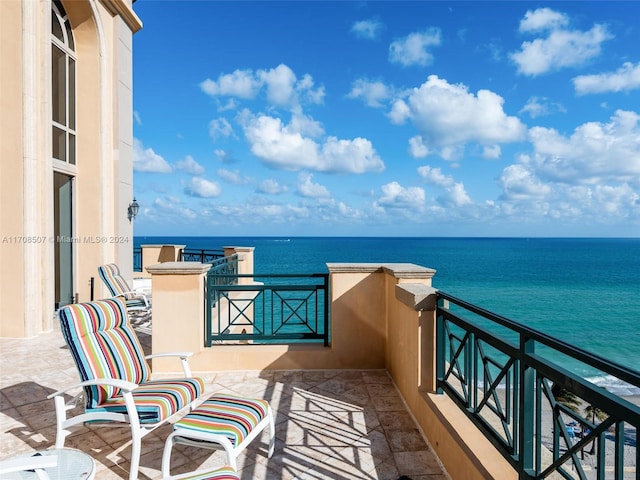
[201,64,324,109]
[482,145,501,159]
[519,96,566,118]
[510,8,612,76]
[200,69,261,99]
[297,173,330,198]
[390,75,526,159]
[417,166,472,207]
[257,178,287,195]
[133,138,172,173]
[518,7,569,33]
[375,181,426,209]
[348,79,392,108]
[144,196,197,222]
[175,155,205,175]
[498,164,552,201]
[208,118,234,139]
[185,177,222,198]
[497,164,640,223]
[133,111,142,125]
[214,149,234,164]
[389,29,441,67]
[408,135,430,158]
[296,73,325,105]
[241,112,385,173]
[258,64,297,107]
[527,110,640,184]
[351,19,383,40]
[217,168,252,185]
[573,62,640,95]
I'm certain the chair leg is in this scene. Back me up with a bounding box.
[161,432,177,477]
[129,427,142,480]
[267,406,275,458]
[52,395,69,449]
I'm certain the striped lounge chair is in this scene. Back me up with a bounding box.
[98,263,151,318]
[48,297,206,480]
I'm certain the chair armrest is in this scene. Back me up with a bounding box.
[117,290,150,305]
[0,455,58,475]
[145,352,194,377]
[145,352,192,360]
[47,378,139,399]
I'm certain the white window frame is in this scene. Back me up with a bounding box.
[51,1,77,170]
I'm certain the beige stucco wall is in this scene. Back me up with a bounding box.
[0,0,27,337]
[0,0,141,338]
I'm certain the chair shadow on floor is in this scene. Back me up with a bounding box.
[2,380,177,479]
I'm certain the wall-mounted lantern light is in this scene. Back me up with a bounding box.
[127,198,139,222]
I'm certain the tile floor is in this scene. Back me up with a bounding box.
[0,321,449,479]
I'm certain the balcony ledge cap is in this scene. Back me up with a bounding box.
[326,263,435,279]
[146,262,212,275]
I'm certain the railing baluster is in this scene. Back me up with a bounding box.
[518,335,535,478]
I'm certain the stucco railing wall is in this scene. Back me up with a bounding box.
[148,261,390,372]
[387,280,516,480]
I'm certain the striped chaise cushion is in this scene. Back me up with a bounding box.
[92,377,205,423]
[172,466,239,480]
[174,395,270,446]
[58,298,203,423]
[98,263,134,299]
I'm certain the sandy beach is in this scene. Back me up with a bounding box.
[474,388,639,479]
[537,394,638,479]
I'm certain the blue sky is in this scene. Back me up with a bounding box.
[132,1,640,237]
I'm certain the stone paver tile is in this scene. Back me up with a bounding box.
[376,410,419,431]
[394,450,445,476]
[367,459,400,480]
[365,383,401,398]
[362,371,393,384]
[387,428,428,452]
[371,394,407,412]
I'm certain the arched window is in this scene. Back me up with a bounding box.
[51,0,76,165]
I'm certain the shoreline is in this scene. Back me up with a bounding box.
[541,393,637,473]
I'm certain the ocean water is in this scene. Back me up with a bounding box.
[135,236,640,394]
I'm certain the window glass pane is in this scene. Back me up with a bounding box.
[65,20,74,51]
[53,126,66,161]
[52,45,66,125]
[52,12,64,42]
[68,58,75,130]
[69,134,76,165]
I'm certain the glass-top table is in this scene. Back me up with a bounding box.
[0,448,95,480]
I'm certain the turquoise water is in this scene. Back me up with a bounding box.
[135,236,640,393]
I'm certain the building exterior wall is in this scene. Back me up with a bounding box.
[0,0,141,338]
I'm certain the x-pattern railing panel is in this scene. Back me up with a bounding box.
[436,292,640,479]
[206,273,329,345]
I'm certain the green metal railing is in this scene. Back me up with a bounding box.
[206,272,329,346]
[436,291,640,479]
[133,247,142,272]
[179,248,225,263]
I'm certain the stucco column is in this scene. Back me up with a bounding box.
[223,246,254,284]
[146,261,211,372]
[139,244,185,278]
